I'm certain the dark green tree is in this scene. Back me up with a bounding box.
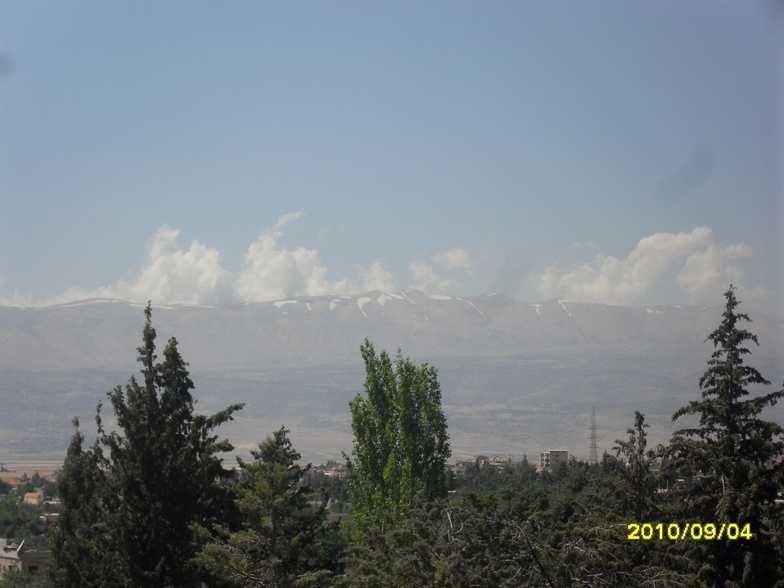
[48,419,119,588]
[51,303,244,588]
[608,411,658,523]
[345,339,451,522]
[0,569,53,588]
[665,285,784,586]
[197,427,344,587]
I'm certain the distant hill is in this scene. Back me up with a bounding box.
[1,291,782,463]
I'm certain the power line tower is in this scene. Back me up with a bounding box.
[589,407,598,465]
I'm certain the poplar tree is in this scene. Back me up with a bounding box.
[345,339,451,522]
[665,286,784,586]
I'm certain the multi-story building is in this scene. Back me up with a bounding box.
[539,450,568,471]
[0,539,49,575]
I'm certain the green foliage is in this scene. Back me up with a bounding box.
[0,499,47,541]
[197,427,346,587]
[343,468,688,588]
[11,473,51,499]
[300,467,349,504]
[340,498,476,587]
[608,411,659,522]
[48,419,118,588]
[39,287,784,587]
[49,303,244,588]
[345,339,451,523]
[0,570,53,588]
[664,285,784,586]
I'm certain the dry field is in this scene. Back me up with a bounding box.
[0,455,62,480]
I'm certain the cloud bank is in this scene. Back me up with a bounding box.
[0,220,766,309]
[529,226,767,305]
[409,248,476,293]
[84,214,400,306]
[0,214,476,307]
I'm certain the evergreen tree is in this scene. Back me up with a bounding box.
[345,339,451,522]
[48,419,119,588]
[609,411,658,522]
[51,303,243,587]
[665,285,784,586]
[197,427,345,587]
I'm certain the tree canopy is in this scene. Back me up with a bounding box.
[345,339,451,522]
[35,288,784,587]
[197,427,345,587]
[50,303,244,587]
[665,285,784,586]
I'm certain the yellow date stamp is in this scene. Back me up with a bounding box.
[627,523,753,540]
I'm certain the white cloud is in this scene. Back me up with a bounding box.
[675,242,769,302]
[0,288,35,308]
[530,227,762,306]
[235,211,399,301]
[116,225,236,306]
[235,222,352,301]
[358,261,397,292]
[432,247,474,273]
[409,260,460,293]
[273,211,304,230]
[1,215,393,307]
[408,247,479,293]
[0,216,481,307]
[42,225,237,306]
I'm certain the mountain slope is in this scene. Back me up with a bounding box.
[1,291,782,462]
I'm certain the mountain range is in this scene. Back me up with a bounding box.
[1,290,782,464]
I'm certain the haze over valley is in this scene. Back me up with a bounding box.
[2,291,782,464]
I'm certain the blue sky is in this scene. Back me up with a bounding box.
[1,1,781,313]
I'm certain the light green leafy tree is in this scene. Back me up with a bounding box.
[345,339,451,522]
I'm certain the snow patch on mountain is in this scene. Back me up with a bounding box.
[465,300,487,320]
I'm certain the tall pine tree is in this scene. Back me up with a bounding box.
[49,419,121,588]
[51,303,244,587]
[609,411,658,523]
[197,427,345,587]
[665,286,784,586]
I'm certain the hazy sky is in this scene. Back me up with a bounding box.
[1,1,781,313]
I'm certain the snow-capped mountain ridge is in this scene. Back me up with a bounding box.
[1,290,781,462]
[20,289,744,319]
[2,290,781,373]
